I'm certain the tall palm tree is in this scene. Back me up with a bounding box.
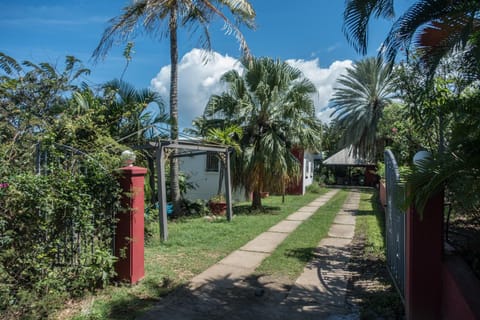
[92,0,256,214]
[330,57,395,158]
[204,57,322,209]
[343,0,480,73]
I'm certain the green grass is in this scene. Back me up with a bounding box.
[255,190,349,280]
[356,189,386,259]
[66,189,331,320]
[353,189,404,319]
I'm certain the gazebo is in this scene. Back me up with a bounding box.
[322,146,378,187]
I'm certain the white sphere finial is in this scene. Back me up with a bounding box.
[413,150,431,167]
[121,150,136,167]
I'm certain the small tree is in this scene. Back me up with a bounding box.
[205,125,243,196]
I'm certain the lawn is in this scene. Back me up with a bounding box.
[65,189,331,319]
[348,189,404,319]
[255,189,349,280]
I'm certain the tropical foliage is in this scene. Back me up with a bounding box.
[205,125,243,196]
[343,0,480,73]
[0,52,167,319]
[199,57,323,209]
[93,0,256,215]
[342,1,480,219]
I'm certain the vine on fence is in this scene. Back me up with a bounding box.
[0,145,122,319]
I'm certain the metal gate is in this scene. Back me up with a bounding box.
[384,149,406,299]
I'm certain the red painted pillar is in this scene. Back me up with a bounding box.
[406,191,444,320]
[116,166,147,284]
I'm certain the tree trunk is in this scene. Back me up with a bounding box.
[438,109,445,154]
[147,155,157,205]
[251,190,263,210]
[169,7,181,215]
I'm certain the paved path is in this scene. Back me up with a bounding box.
[140,189,360,320]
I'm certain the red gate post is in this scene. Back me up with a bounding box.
[405,191,444,320]
[116,164,147,284]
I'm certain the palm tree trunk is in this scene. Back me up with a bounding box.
[147,154,157,205]
[438,109,445,154]
[169,6,181,215]
[251,190,262,210]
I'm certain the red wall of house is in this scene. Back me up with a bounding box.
[286,148,304,195]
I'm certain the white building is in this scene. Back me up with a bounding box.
[180,152,246,202]
[181,148,317,201]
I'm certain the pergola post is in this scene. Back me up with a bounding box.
[145,140,233,242]
[224,148,233,221]
[156,143,168,242]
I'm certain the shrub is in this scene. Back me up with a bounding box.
[0,150,121,319]
[306,183,323,194]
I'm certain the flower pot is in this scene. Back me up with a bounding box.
[209,201,227,216]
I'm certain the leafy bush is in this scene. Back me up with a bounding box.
[306,183,323,194]
[0,52,158,318]
[0,149,121,319]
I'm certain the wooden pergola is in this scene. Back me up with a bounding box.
[137,140,233,241]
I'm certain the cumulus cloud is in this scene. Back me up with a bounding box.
[151,49,351,128]
[150,48,242,128]
[286,58,352,123]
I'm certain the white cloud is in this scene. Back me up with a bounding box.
[150,48,242,128]
[151,49,352,128]
[286,58,352,123]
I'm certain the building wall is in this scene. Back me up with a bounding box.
[180,154,246,202]
[181,149,316,200]
[287,148,315,195]
[303,151,315,194]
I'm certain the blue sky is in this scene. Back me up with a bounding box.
[0,0,411,127]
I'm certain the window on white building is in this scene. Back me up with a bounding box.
[206,152,219,172]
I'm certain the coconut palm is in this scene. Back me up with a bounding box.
[92,0,256,214]
[204,57,322,209]
[330,57,396,159]
[343,0,480,73]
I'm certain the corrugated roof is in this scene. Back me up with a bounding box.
[322,146,374,166]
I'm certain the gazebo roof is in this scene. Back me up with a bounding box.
[322,146,374,166]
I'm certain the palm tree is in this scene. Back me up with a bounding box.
[204,57,322,209]
[330,57,395,159]
[343,0,480,73]
[92,0,256,215]
[101,79,166,145]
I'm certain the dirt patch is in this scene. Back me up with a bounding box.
[447,213,480,279]
[345,232,404,319]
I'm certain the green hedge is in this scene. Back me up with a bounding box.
[0,151,121,319]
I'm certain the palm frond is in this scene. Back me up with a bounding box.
[343,0,395,55]
[92,0,150,61]
[0,52,22,76]
[382,0,480,68]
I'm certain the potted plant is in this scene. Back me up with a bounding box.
[208,194,227,216]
